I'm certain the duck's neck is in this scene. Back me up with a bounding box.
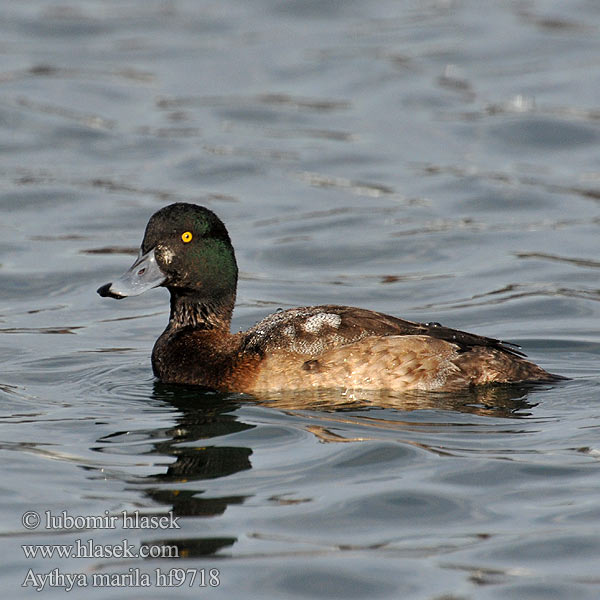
[168,289,235,332]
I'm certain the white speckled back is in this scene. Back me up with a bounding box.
[243,306,369,356]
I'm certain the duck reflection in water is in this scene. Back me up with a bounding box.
[250,381,543,416]
[96,388,253,558]
[94,380,545,559]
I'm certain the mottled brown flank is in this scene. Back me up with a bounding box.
[151,305,561,392]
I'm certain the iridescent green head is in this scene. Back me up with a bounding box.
[98,203,238,306]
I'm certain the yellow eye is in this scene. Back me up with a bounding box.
[181,231,193,243]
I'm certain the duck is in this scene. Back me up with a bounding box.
[97,202,564,393]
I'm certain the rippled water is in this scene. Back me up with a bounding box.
[2,1,600,598]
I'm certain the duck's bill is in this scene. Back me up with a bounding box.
[97,248,166,299]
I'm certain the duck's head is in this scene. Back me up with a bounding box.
[97,203,238,310]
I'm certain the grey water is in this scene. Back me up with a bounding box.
[2,1,600,598]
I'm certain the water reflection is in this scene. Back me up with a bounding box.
[97,387,254,558]
[252,383,542,417]
[93,381,546,558]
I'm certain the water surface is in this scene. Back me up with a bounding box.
[1,1,600,598]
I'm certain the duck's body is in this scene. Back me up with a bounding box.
[150,304,559,392]
[98,203,563,393]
